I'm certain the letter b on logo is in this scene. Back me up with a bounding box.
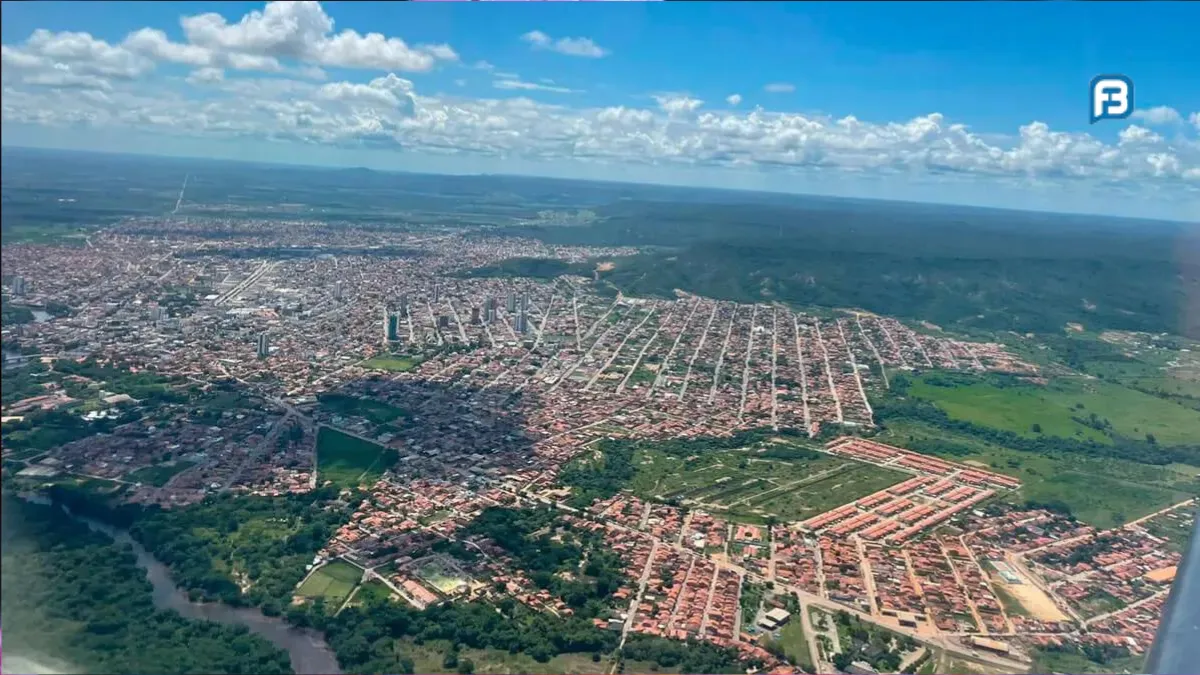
[1090,75,1134,124]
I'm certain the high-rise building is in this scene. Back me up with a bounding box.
[11,276,27,297]
[521,294,529,312]
[399,294,409,317]
[470,307,481,325]
[257,333,270,359]
[334,281,344,301]
[437,315,450,329]
[433,285,440,303]
[506,292,516,313]
[517,310,529,334]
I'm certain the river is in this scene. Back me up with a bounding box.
[17,495,341,675]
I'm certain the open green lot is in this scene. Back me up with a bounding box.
[317,392,406,426]
[297,560,362,605]
[1031,647,1144,675]
[124,460,196,487]
[393,638,613,675]
[1138,505,1196,554]
[881,420,1199,529]
[628,444,906,522]
[362,355,420,372]
[350,579,397,606]
[907,372,1200,446]
[773,619,812,670]
[316,426,398,489]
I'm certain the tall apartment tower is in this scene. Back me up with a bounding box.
[334,281,344,301]
[399,294,409,317]
[506,292,516,313]
[256,333,270,359]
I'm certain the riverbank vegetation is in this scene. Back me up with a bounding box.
[314,596,620,674]
[45,484,352,614]
[0,495,293,674]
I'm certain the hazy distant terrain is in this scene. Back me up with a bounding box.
[5,145,1196,340]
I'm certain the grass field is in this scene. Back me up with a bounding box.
[1031,648,1144,675]
[627,444,905,522]
[297,560,362,605]
[316,427,398,489]
[124,460,196,486]
[362,355,420,372]
[908,373,1200,446]
[1138,505,1196,554]
[351,579,396,606]
[318,392,407,426]
[774,620,812,669]
[394,638,613,674]
[881,420,1199,529]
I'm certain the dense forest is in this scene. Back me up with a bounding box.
[461,506,626,617]
[316,596,620,674]
[481,199,1199,338]
[620,634,753,674]
[0,495,292,675]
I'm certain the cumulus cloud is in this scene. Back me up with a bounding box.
[655,94,703,116]
[1,2,1196,209]
[186,67,225,85]
[764,82,795,94]
[520,30,608,58]
[2,1,457,88]
[1132,106,1183,126]
[1,30,152,90]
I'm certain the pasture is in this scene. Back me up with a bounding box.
[316,427,398,489]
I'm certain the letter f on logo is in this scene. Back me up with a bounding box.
[1090,75,1134,124]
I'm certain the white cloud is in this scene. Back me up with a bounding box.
[655,94,703,116]
[3,1,459,83]
[1,30,152,91]
[186,67,225,85]
[2,4,1196,212]
[492,75,576,93]
[520,30,608,58]
[764,83,795,94]
[1132,106,1183,126]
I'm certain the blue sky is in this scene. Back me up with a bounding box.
[2,1,1198,220]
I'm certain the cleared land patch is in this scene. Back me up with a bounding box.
[124,460,196,486]
[318,392,406,425]
[361,355,420,372]
[316,427,398,489]
[629,444,906,522]
[908,373,1200,446]
[881,420,1198,529]
[297,559,362,605]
